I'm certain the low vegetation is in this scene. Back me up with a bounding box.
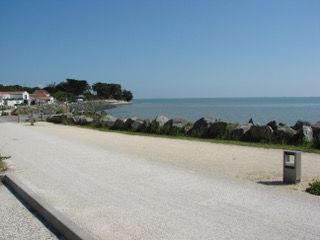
[0,154,10,172]
[306,180,320,196]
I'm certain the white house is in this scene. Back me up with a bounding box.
[30,90,54,104]
[0,91,30,107]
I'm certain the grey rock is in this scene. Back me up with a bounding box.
[267,120,278,131]
[131,119,146,132]
[302,125,313,142]
[247,125,273,142]
[207,121,228,138]
[292,120,311,130]
[188,117,216,137]
[100,115,117,128]
[123,117,138,130]
[163,118,190,135]
[112,118,125,130]
[72,115,93,125]
[274,126,297,143]
[279,122,286,127]
[150,115,169,133]
[231,123,253,140]
[312,121,320,138]
[143,119,152,132]
[47,114,67,124]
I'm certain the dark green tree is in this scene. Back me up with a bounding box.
[0,84,39,93]
[92,82,123,100]
[122,89,133,101]
[53,79,89,96]
[52,91,75,102]
[43,83,56,94]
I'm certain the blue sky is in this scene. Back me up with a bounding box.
[0,0,319,98]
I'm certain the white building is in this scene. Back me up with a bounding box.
[0,91,30,107]
[30,90,54,105]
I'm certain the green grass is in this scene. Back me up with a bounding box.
[70,123,320,154]
[306,180,320,196]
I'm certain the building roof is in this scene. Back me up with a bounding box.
[30,95,52,100]
[32,89,49,95]
[0,91,27,95]
[30,89,52,101]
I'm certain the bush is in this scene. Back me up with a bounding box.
[47,114,71,124]
[0,154,10,172]
[313,134,320,149]
[306,180,320,196]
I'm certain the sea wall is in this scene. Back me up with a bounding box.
[11,100,130,116]
[46,113,320,149]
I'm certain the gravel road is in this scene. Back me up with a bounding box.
[0,183,58,240]
[1,122,320,240]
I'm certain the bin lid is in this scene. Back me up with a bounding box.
[284,150,301,155]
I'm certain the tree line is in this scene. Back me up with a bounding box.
[0,79,133,102]
[0,84,40,93]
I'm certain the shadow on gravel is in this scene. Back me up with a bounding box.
[257,180,291,186]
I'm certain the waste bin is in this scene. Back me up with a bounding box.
[283,150,301,184]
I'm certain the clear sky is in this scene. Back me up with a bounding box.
[0,0,319,98]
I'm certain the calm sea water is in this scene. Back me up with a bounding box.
[107,98,320,125]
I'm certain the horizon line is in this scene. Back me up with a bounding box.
[134,96,320,100]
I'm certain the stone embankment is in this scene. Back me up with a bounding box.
[46,113,320,148]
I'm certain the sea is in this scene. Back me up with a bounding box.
[107,97,320,125]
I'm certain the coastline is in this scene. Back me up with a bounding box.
[107,97,320,125]
[69,99,131,112]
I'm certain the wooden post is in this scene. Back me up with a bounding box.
[30,112,34,126]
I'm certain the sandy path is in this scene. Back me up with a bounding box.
[1,122,320,239]
[19,122,320,190]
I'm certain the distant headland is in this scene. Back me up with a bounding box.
[0,78,133,105]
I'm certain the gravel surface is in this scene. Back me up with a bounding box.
[1,122,320,240]
[0,183,58,240]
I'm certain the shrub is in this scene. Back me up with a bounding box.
[313,134,320,149]
[0,154,10,172]
[47,114,71,124]
[306,180,320,196]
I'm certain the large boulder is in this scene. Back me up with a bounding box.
[292,120,311,130]
[288,122,313,143]
[312,121,320,138]
[131,119,146,132]
[206,121,228,138]
[72,115,93,125]
[162,118,190,135]
[267,120,278,131]
[112,118,125,130]
[143,119,152,133]
[302,125,313,142]
[187,117,216,137]
[231,123,252,140]
[123,117,138,130]
[246,125,274,142]
[150,115,169,133]
[313,122,320,149]
[274,126,297,144]
[100,115,117,128]
[47,114,69,124]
